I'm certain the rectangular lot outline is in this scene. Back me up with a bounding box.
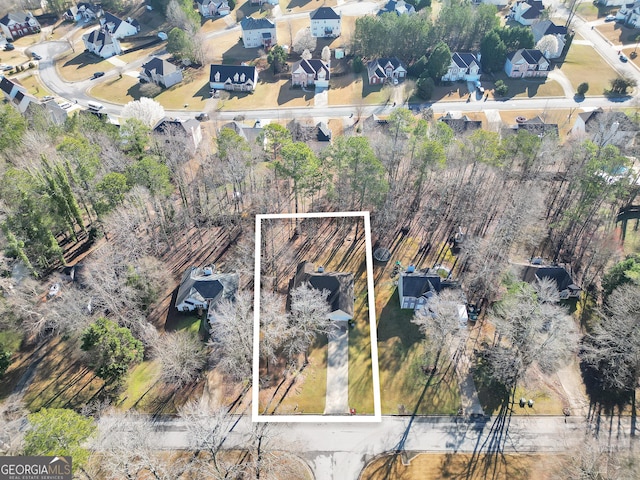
[252,211,382,423]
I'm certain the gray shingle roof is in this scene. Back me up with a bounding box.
[0,11,33,25]
[142,58,177,77]
[310,7,340,20]
[176,267,238,307]
[240,17,275,30]
[289,261,354,316]
[209,64,257,85]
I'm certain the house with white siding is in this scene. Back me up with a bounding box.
[240,17,276,49]
[209,64,258,91]
[441,52,481,82]
[504,48,549,78]
[83,29,122,58]
[140,58,183,88]
[310,7,341,38]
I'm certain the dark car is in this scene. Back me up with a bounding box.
[92,71,105,79]
[195,113,210,121]
[31,52,42,60]
[4,43,15,51]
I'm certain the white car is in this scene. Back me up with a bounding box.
[605,15,616,22]
[0,64,12,71]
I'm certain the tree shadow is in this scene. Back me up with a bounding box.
[277,84,314,106]
[287,0,312,9]
[221,41,257,65]
[126,82,145,100]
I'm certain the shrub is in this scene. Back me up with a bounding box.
[494,79,508,97]
[577,82,589,96]
[416,75,435,100]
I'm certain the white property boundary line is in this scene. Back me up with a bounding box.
[252,211,382,423]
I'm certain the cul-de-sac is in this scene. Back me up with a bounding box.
[0,0,639,478]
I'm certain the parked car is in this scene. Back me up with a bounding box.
[195,112,210,121]
[41,95,55,101]
[92,71,105,79]
[620,54,628,62]
[605,15,616,22]
[0,64,12,71]
[31,52,42,60]
[4,43,15,51]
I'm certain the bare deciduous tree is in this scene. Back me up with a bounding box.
[411,289,467,367]
[208,290,253,382]
[122,98,166,128]
[581,284,640,395]
[285,282,335,364]
[292,27,316,54]
[482,280,578,390]
[154,330,206,386]
[0,395,26,455]
[259,290,287,374]
[321,45,331,63]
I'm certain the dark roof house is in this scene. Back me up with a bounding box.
[288,261,354,321]
[439,112,482,134]
[175,266,239,312]
[521,264,581,300]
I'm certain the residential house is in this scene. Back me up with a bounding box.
[175,266,238,312]
[439,112,482,134]
[100,12,139,39]
[197,0,231,18]
[506,115,558,137]
[532,20,567,59]
[598,0,626,6]
[288,261,354,322]
[618,2,640,28]
[512,0,544,26]
[310,7,341,37]
[250,0,279,5]
[522,265,581,301]
[397,267,468,325]
[378,0,416,16]
[63,3,103,23]
[220,121,265,146]
[291,58,330,88]
[153,117,203,152]
[441,52,481,82]
[209,64,258,92]
[140,58,183,88]
[240,17,276,49]
[0,11,41,40]
[27,98,68,125]
[504,49,549,78]
[0,76,38,113]
[367,57,406,85]
[571,108,638,147]
[317,122,332,141]
[83,29,122,58]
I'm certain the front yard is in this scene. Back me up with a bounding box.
[328,72,394,106]
[559,44,620,96]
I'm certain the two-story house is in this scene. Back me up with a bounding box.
[0,11,41,40]
[209,64,258,92]
[571,108,638,147]
[100,12,139,38]
[367,57,406,85]
[240,17,276,49]
[618,2,640,28]
[512,0,544,26]
[0,76,38,113]
[310,7,341,38]
[291,58,330,88]
[532,20,567,59]
[504,48,549,78]
[154,117,203,152]
[140,58,183,88]
[441,52,481,82]
[196,0,231,18]
[63,3,103,23]
[83,29,122,58]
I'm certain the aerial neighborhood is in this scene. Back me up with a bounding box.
[1,0,640,478]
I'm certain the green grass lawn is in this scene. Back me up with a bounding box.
[118,360,162,410]
[172,315,202,334]
[560,44,620,96]
[0,329,23,353]
[377,289,460,415]
[576,2,601,22]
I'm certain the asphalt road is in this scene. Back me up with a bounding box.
[98,413,636,480]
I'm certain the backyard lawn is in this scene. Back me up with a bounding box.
[14,72,53,98]
[560,44,620,96]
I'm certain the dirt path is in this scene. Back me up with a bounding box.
[556,359,589,416]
